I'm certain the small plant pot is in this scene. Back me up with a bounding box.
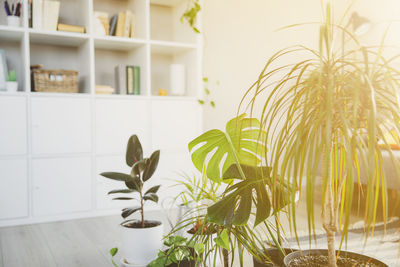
[6,81,18,92]
[7,16,20,27]
[253,248,297,267]
[283,249,388,267]
[120,220,164,266]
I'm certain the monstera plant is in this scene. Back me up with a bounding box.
[188,114,289,266]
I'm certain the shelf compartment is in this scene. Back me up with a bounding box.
[94,45,148,96]
[29,29,89,47]
[150,1,197,43]
[92,0,147,39]
[30,40,92,94]
[47,0,89,33]
[93,36,146,51]
[0,26,25,42]
[151,47,198,97]
[150,40,197,54]
[0,36,28,92]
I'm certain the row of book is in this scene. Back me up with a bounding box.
[94,10,136,38]
[96,65,140,95]
[29,0,85,33]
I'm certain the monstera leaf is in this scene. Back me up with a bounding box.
[188,114,267,182]
[207,164,272,226]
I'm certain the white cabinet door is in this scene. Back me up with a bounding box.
[0,159,28,219]
[95,155,134,210]
[0,96,27,156]
[151,100,201,151]
[95,98,151,155]
[31,97,92,155]
[32,157,92,216]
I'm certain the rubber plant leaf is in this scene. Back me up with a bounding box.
[100,172,132,182]
[107,189,136,194]
[143,193,159,203]
[145,185,161,195]
[125,176,141,192]
[142,150,160,181]
[126,135,143,167]
[188,114,267,182]
[207,164,272,226]
[121,206,141,219]
[131,159,147,178]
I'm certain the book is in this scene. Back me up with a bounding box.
[130,14,136,38]
[124,10,132,37]
[94,11,109,35]
[32,0,43,29]
[126,65,140,95]
[42,0,60,31]
[0,49,8,91]
[28,0,33,27]
[109,14,118,36]
[114,65,126,95]
[95,85,115,95]
[57,23,85,33]
[115,12,126,37]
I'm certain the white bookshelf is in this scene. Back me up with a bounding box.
[0,0,203,226]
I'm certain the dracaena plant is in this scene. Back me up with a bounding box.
[242,4,400,266]
[100,135,160,228]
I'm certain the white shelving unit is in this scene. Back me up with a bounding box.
[0,0,203,227]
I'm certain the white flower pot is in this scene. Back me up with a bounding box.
[7,16,20,27]
[121,221,164,266]
[6,81,18,92]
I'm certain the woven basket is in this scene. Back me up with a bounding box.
[32,69,78,93]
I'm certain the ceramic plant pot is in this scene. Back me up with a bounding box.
[283,249,388,267]
[121,220,164,266]
[253,248,297,267]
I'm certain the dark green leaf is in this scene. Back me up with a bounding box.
[100,172,132,182]
[143,193,159,203]
[131,159,146,177]
[121,207,141,219]
[214,229,230,250]
[108,189,135,195]
[207,164,272,226]
[126,135,143,167]
[145,185,160,195]
[142,150,160,181]
[110,247,118,257]
[113,197,134,200]
[125,176,141,192]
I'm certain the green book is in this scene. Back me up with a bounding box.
[126,65,140,95]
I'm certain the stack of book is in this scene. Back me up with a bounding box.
[95,85,115,95]
[30,0,60,31]
[115,65,140,95]
[94,10,136,38]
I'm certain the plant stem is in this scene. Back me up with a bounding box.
[222,248,229,267]
[140,190,144,228]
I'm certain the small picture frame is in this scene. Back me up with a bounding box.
[0,49,8,91]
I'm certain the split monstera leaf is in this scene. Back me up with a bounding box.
[189,114,289,227]
[100,135,160,227]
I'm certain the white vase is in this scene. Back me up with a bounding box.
[7,16,20,27]
[121,221,164,266]
[6,81,18,92]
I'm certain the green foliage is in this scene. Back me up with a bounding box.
[214,229,230,250]
[181,0,201,34]
[109,247,118,267]
[241,3,400,266]
[198,77,217,108]
[100,135,161,227]
[189,114,267,182]
[147,235,204,267]
[7,70,16,82]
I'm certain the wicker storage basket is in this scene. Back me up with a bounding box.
[32,69,78,93]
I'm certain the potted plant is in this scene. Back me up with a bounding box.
[187,114,291,266]
[101,134,162,266]
[148,235,205,267]
[242,4,400,267]
[6,70,17,92]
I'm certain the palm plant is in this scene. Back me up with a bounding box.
[242,4,400,266]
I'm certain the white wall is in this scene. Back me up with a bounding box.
[202,0,400,130]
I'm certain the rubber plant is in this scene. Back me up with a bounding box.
[100,134,161,228]
[242,4,400,266]
[188,114,289,266]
